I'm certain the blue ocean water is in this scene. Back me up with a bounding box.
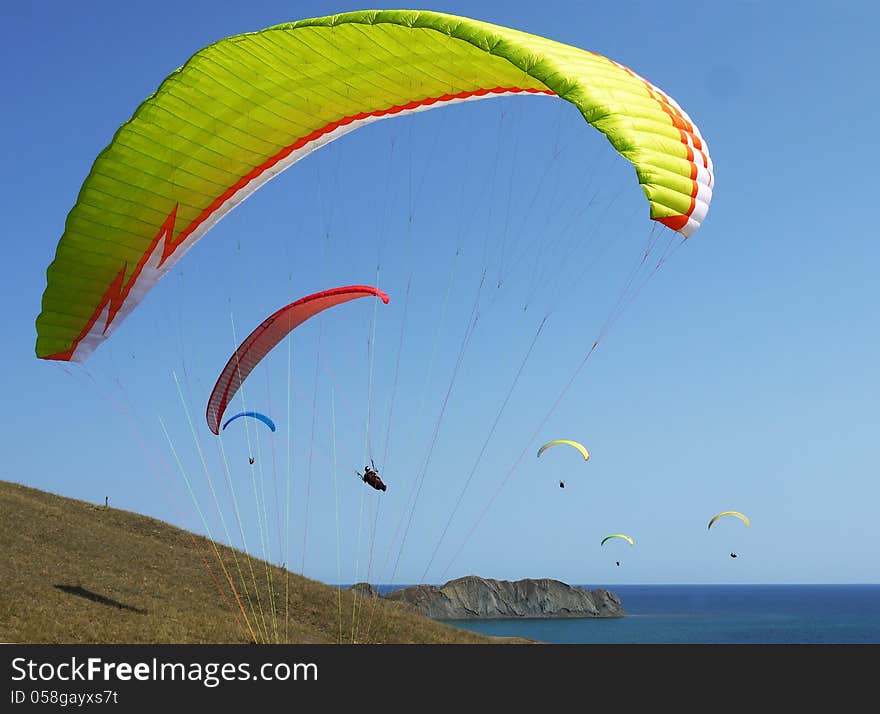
[421,585,880,644]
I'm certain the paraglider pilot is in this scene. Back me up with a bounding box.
[358,458,387,492]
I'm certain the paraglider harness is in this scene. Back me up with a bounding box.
[357,459,386,492]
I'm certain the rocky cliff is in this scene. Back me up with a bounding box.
[348,582,378,599]
[382,576,623,620]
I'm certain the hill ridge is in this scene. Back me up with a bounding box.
[0,480,525,644]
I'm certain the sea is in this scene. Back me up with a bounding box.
[380,584,880,644]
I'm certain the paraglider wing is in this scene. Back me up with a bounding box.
[35,9,713,362]
[707,511,751,530]
[600,534,634,547]
[206,286,389,434]
[537,440,590,461]
[221,411,277,432]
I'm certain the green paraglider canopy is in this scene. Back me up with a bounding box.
[35,9,713,364]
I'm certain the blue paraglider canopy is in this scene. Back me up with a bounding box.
[221,411,276,432]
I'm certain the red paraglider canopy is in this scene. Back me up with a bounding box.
[206,285,389,434]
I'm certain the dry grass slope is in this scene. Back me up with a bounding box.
[0,481,529,644]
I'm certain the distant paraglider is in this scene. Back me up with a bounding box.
[601,534,633,567]
[222,413,274,467]
[708,511,749,559]
[537,440,588,490]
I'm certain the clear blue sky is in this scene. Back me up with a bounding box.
[3,1,878,588]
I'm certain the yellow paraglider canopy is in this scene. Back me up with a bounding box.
[536,440,590,461]
[707,511,750,529]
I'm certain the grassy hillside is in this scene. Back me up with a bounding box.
[0,480,524,644]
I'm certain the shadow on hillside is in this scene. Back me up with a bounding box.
[53,585,147,615]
